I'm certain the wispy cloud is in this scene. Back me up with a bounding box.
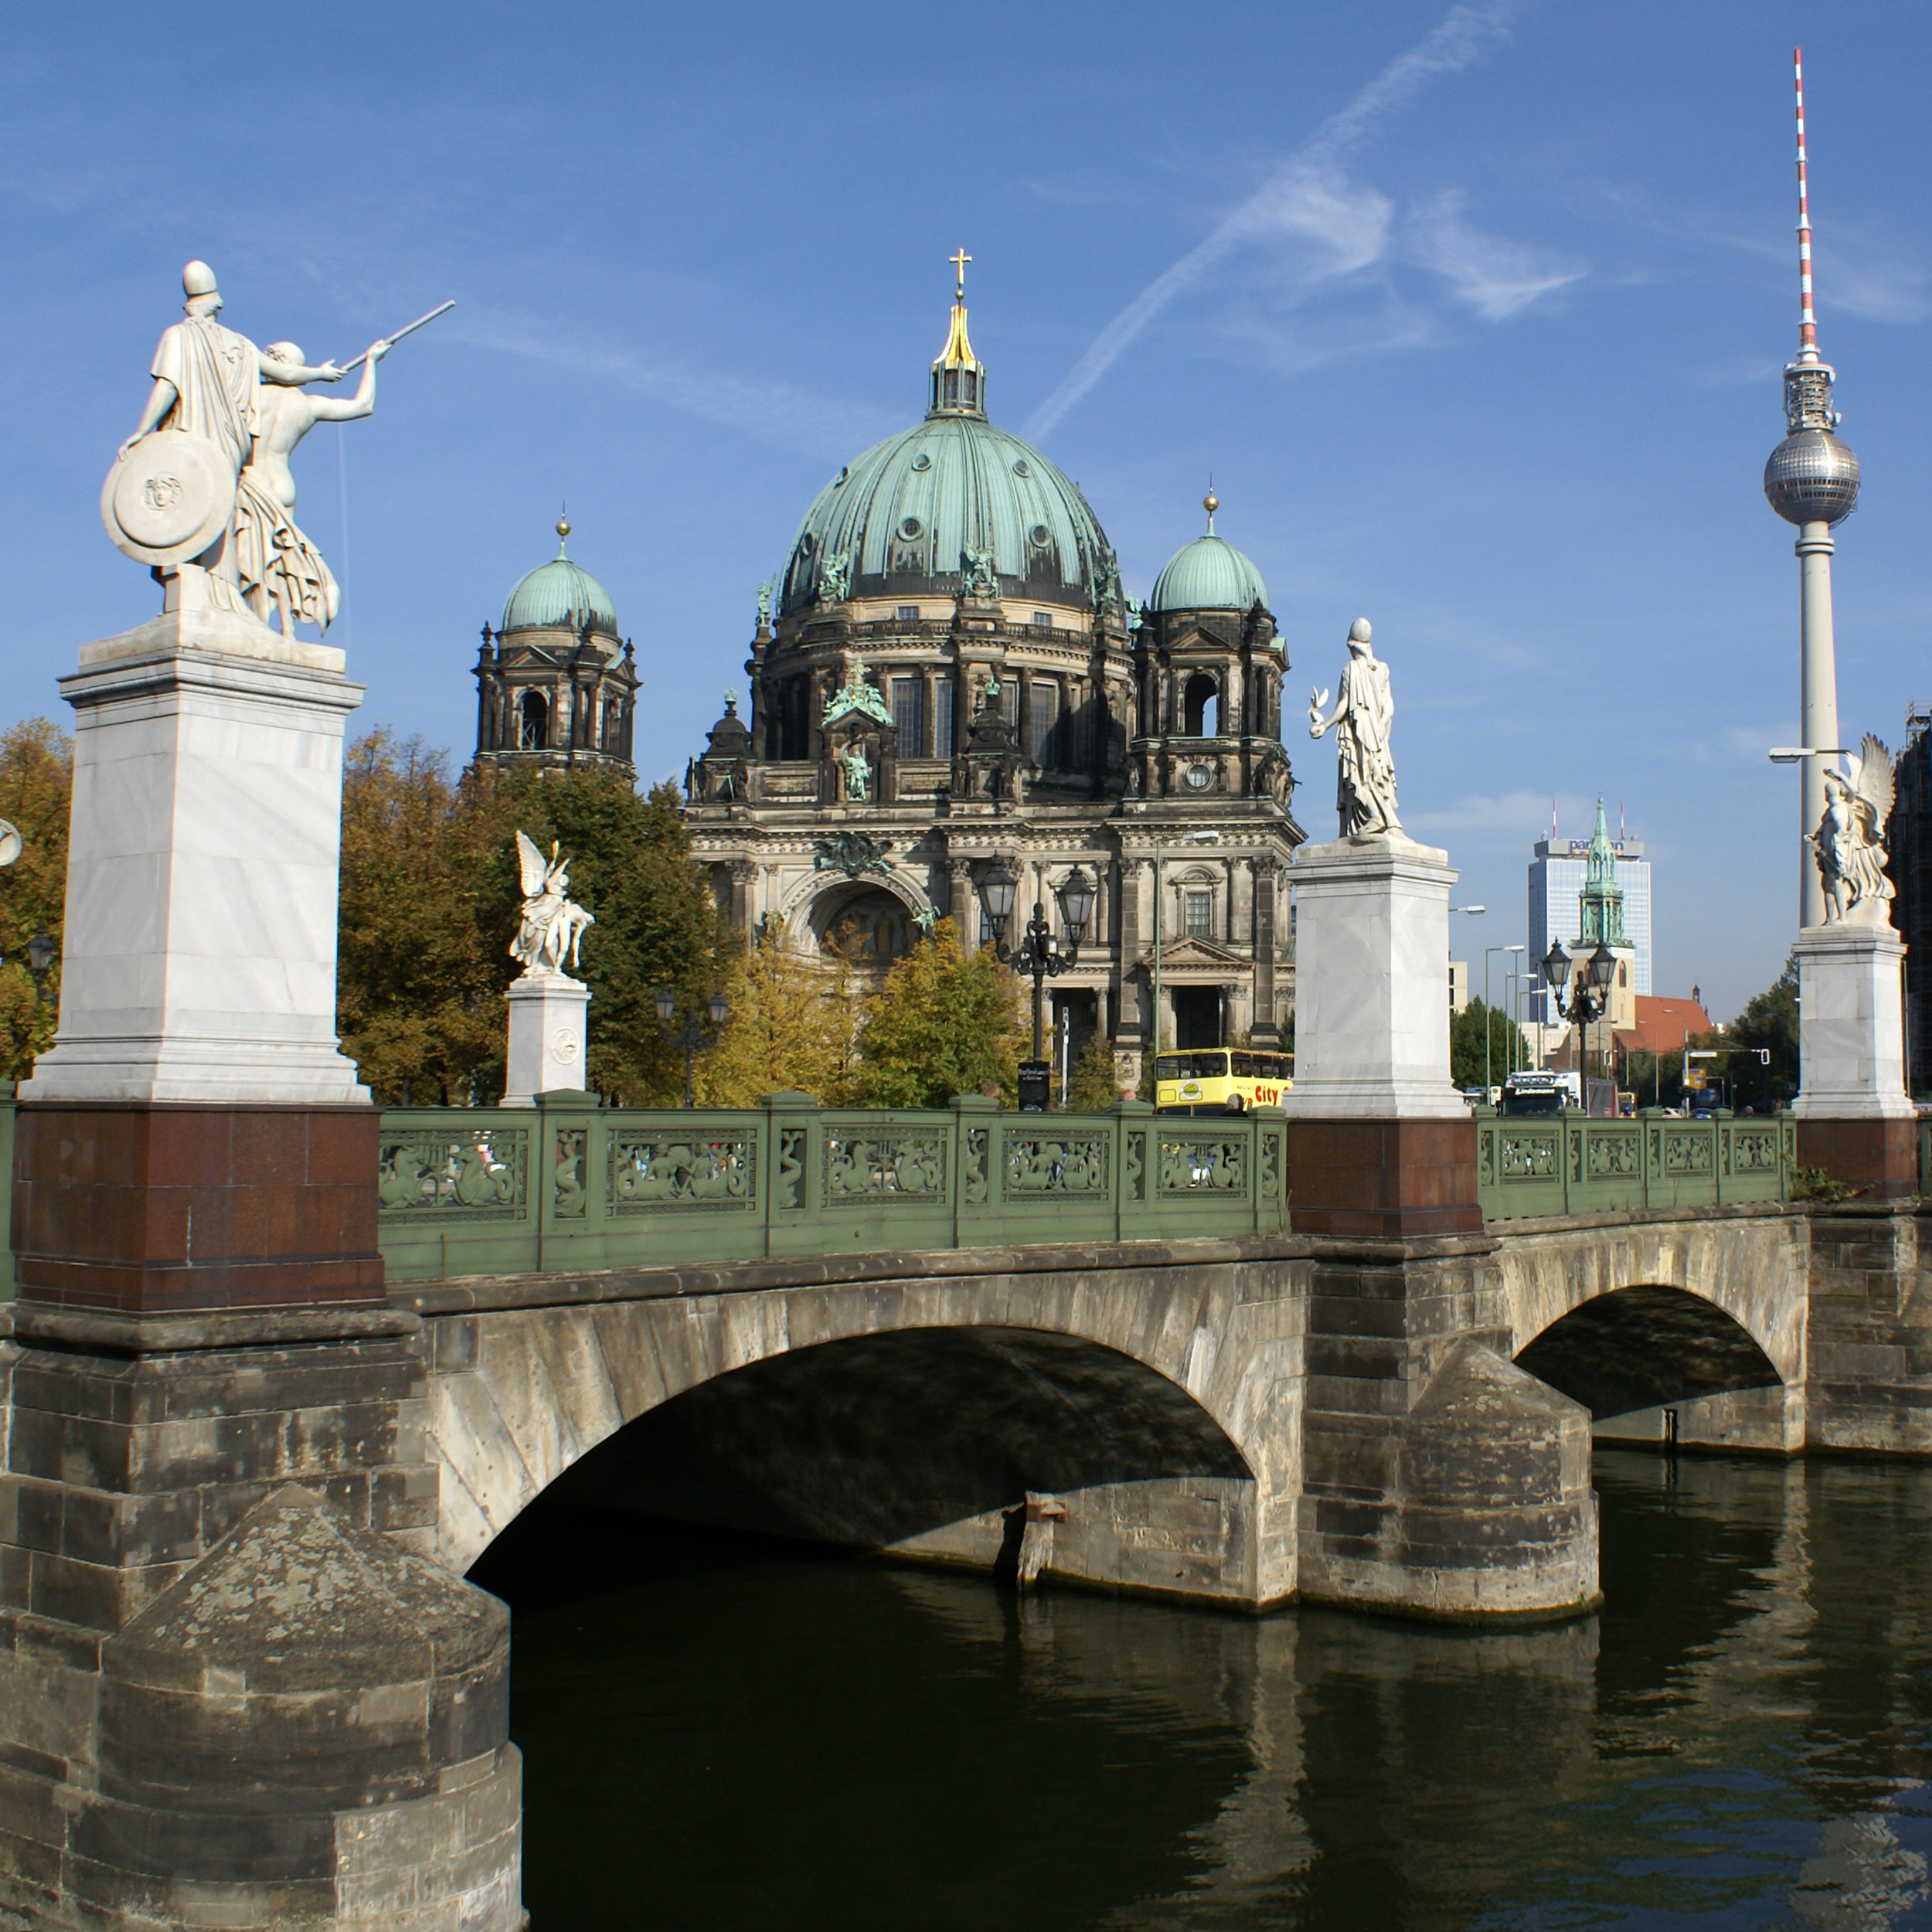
[1403,191,1583,318]
[1025,0,1531,438]
[465,324,890,461]
[1409,787,1595,840]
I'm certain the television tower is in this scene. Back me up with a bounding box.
[1764,48,1862,927]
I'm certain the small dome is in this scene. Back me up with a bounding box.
[1764,427,1861,528]
[1150,532,1269,614]
[501,519,620,641]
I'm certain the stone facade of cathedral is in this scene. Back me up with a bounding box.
[473,288,1304,1087]
[680,287,1304,1087]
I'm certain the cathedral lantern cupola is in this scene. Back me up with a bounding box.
[1132,491,1288,804]
[929,248,988,420]
[471,515,638,776]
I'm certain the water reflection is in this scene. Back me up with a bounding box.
[477,1451,1932,1930]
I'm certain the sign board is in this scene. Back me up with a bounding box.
[1017,1060,1050,1113]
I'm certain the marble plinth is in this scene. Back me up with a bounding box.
[21,615,367,1104]
[1791,921,1913,1122]
[1279,832,1469,1120]
[503,971,590,1107]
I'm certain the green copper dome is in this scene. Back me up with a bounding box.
[501,519,619,644]
[777,299,1116,618]
[1149,530,1269,615]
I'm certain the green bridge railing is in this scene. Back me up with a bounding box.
[377,1094,1288,1284]
[1473,1107,1794,1222]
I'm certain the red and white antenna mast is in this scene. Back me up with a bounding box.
[1794,48,1819,366]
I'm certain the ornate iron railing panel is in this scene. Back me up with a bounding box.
[1474,1108,1792,1221]
[373,1098,1289,1281]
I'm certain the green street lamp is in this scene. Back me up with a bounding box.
[653,985,730,1109]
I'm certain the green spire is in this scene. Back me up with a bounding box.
[1577,795,1626,948]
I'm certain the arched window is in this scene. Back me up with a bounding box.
[1183,672,1219,737]
[518,690,549,750]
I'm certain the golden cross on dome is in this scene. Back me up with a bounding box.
[949,248,971,299]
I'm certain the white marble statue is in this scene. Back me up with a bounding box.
[1308,617,1400,837]
[109,262,347,616]
[511,831,594,977]
[1816,734,1897,927]
[234,338,389,634]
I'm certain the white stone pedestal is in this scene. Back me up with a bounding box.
[1791,920,1913,1120]
[503,971,590,1107]
[1278,832,1468,1120]
[21,611,369,1103]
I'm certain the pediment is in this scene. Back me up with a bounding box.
[1143,937,1241,971]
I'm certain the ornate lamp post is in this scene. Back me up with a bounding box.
[26,928,53,1002]
[978,861,1093,1068]
[653,985,730,1109]
[1539,937,1615,1111]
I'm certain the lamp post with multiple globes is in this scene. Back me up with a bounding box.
[976,860,1095,1103]
[1539,937,1616,1113]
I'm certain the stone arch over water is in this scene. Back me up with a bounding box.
[1492,1210,1808,1426]
[422,1257,1299,1605]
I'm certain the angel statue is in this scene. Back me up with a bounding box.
[510,831,595,976]
[1816,734,1898,927]
[1308,617,1400,837]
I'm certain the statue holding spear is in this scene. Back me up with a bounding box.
[104,267,454,636]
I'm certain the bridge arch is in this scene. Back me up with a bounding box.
[421,1257,1295,1604]
[1491,1212,1808,1417]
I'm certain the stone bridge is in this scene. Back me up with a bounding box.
[393,1199,1927,1621]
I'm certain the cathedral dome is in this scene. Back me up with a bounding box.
[501,519,620,647]
[1149,496,1269,614]
[777,294,1114,618]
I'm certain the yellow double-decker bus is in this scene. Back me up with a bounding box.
[1153,1049,1292,1115]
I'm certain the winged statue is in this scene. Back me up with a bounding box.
[1815,732,1898,928]
[510,830,595,976]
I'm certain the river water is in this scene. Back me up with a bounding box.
[478,1451,1932,1930]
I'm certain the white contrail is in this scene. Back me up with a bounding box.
[1024,1,1525,440]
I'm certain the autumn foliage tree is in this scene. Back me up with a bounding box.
[845,920,1022,1108]
[0,720,71,1080]
[693,914,856,1106]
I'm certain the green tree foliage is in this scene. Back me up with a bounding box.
[1449,998,1531,1094]
[1723,954,1800,1110]
[0,719,71,1080]
[845,920,1021,1108]
[471,771,737,1105]
[337,733,501,1104]
[695,914,855,1106]
[336,737,736,1106]
[1067,1026,1124,1112]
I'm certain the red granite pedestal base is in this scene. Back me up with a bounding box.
[1286,1117,1482,1238]
[11,1102,383,1315]
[1795,1117,1920,1202]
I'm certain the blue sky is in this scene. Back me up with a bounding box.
[2,0,1928,1020]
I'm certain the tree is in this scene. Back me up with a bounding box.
[0,720,71,1080]
[337,733,501,1104]
[694,914,855,1106]
[1450,998,1530,1094]
[1723,954,1800,1110]
[847,920,1021,1108]
[469,770,739,1107]
[1067,1026,1124,1112]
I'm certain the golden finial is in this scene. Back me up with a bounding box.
[1203,485,1218,533]
[556,509,571,555]
[949,247,971,301]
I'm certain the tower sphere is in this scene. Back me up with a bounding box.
[1764,426,1860,526]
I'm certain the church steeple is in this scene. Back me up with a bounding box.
[1578,795,1626,947]
[929,247,987,419]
